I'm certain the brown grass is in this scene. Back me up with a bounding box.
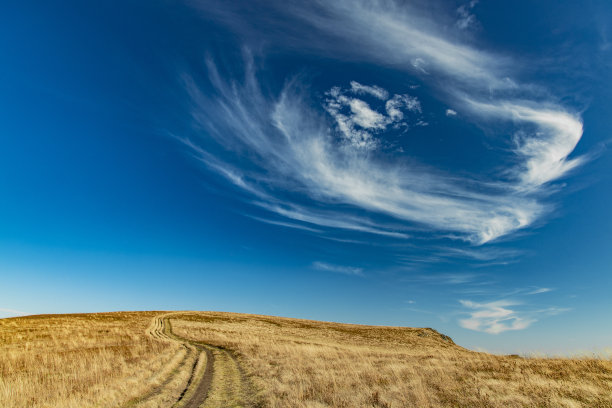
[1,311,611,407]
[169,312,612,408]
[0,312,179,408]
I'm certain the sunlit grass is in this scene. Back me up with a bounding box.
[1,311,611,407]
[0,312,179,408]
[171,312,612,408]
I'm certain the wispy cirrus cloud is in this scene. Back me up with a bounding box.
[459,299,534,334]
[285,0,586,188]
[526,287,553,295]
[403,272,480,285]
[246,215,323,234]
[461,99,585,191]
[458,297,569,334]
[313,261,364,276]
[184,65,547,245]
[349,81,388,100]
[456,0,480,31]
[184,0,587,252]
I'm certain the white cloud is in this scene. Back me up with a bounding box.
[246,215,323,233]
[458,298,569,334]
[385,94,421,121]
[445,108,457,116]
[283,0,586,189]
[458,300,534,334]
[313,261,364,276]
[411,57,428,74]
[282,0,511,89]
[527,287,553,295]
[435,246,523,263]
[186,66,547,244]
[324,84,421,150]
[350,81,389,100]
[348,99,388,129]
[456,0,479,30]
[184,0,587,248]
[462,99,584,191]
[403,273,479,285]
[256,201,411,239]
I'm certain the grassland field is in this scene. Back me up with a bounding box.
[1,311,611,407]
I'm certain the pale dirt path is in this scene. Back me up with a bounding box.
[129,313,259,408]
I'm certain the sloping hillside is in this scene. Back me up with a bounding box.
[1,311,611,407]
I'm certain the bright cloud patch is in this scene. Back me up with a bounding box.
[459,300,534,334]
[324,83,421,149]
[458,299,569,334]
[349,80,388,100]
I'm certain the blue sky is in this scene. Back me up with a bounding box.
[1,0,611,354]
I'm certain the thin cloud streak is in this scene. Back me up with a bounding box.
[526,287,553,295]
[283,0,514,90]
[403,273,480,285]
[313,261,364,276]
[246,216,323,234]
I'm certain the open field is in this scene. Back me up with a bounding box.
[1,311,611,407]
[0,312,178,408]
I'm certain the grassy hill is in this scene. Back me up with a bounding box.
[1,311,611,407]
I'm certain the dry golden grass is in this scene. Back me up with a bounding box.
[0,312,179,408]
[1,311,611,407]
[169,312,612,408]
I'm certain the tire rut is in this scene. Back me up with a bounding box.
[130,313,257,408]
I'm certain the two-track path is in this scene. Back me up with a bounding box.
[125,313,257,408]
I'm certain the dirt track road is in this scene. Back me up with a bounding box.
[125,314,257,408]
